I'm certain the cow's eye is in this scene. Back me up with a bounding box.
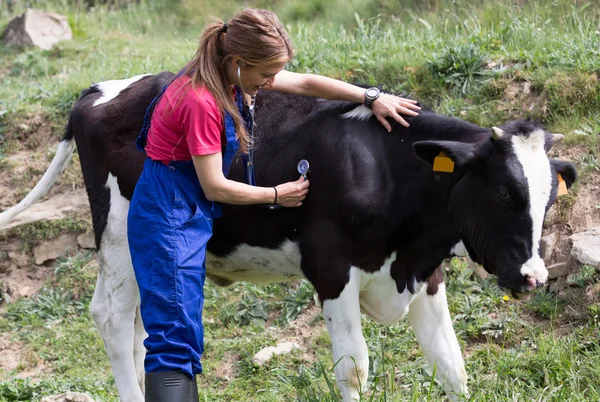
[498,187,511,200]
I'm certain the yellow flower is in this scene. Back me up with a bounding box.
[503,295,510,301]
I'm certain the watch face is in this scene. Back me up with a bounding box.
[366,88,379,97]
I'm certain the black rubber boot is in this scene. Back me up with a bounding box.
[145,371,199,402]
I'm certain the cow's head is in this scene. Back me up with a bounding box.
[413,120,577,294]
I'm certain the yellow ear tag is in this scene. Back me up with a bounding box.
[557,174,568,196]
[433,152,455,173]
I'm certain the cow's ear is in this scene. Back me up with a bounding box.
[412,140,477,170]
[551,159,577,189]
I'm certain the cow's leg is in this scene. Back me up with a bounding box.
[407,268,468,400]
[133,304,147,391]
[321,267,368,402]
[90,245,143,402]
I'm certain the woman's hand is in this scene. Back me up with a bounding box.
[371,94,421,132]
[274,176,310,207]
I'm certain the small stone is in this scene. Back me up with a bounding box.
[77,233,96,249]
[33,233,78,265]
[252,342,300,366]
[473,265,490,280]
[543,206,559,228]
[570,226,600,267]
[7,251,29,267]
[549,277,568,293]
[41,392,96,402]
[547,261,570,279]
[540,232,557,261]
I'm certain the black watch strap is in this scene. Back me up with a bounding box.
[364,83,383,109]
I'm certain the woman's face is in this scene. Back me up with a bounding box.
[237,61,286,95]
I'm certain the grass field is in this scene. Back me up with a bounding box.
[0,0,599,401]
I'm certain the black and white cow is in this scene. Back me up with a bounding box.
[0,72,577,402]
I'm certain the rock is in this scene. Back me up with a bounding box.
[543,205,559,229]
[2,9,72,50]
[547,261,570,279]
[41,392,96,402]
[0,239,24,252]
[570,226,600,267]
[7,251,29,267]
[77,233,96,249]
[473,265,490,280]
[540,232,557,261]
[0,190,88,232]
[549,277,568,293]
[33,233,78,265]
[252,342,300,366]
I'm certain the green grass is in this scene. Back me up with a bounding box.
[1,254,599,401]
[1,0,599,400]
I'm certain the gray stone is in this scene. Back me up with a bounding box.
[33,233,78,265]
[7,251,29,267]
[570,226,600,267]
[77,233,96,249]
[0,190,88,232]
[252,342,300,366]
[546,261,570,279]
[41,392,96,402]
[473,265,490,280]
[549,277,568,293]
[540,232,557,261]
[543,205,559,229]
[2,9,72,50]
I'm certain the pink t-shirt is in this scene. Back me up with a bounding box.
[145,75,223,162]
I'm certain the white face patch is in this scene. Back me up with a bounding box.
[341,105,374,121]
[511,130,552,284]
[206,239,304,284]
[93,74,151,107]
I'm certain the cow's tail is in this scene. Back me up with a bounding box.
[0,115,76,230]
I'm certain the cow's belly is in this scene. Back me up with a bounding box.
[357,253,424,325]
[206,239,305,284]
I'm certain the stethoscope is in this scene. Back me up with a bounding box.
[237,66,310,204]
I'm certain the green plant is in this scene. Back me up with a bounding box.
[426,44,489,95]
[279,280,314,323]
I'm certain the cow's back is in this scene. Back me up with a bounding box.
[69,72,174,247]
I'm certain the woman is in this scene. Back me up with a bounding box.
[128,8,420,402]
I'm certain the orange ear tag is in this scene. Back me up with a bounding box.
[557,174,568,196]
[433,152,455,173]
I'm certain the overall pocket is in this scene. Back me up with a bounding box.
[149,249,179,322]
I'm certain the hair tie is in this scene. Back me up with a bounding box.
[220,23,228,34]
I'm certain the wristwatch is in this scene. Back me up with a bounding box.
[364,84,382,109]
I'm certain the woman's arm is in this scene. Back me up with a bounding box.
[267,70,420,132]
[192,153,309,207]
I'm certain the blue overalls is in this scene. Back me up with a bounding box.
[128,82,248,378]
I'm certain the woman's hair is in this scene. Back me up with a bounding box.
[182,8,295,153]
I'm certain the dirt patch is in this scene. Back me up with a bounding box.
[0,114,83,211]
[0,263,54,306]
[501,80,548,117]
[277,303,323,364]
[0,332,48,380]
[212,351,238,381]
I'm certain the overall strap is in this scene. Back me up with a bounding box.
[136,71,185,154]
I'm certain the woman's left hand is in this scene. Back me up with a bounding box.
[371,94,421,132]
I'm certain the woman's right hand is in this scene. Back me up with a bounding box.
[275,176,310,207]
